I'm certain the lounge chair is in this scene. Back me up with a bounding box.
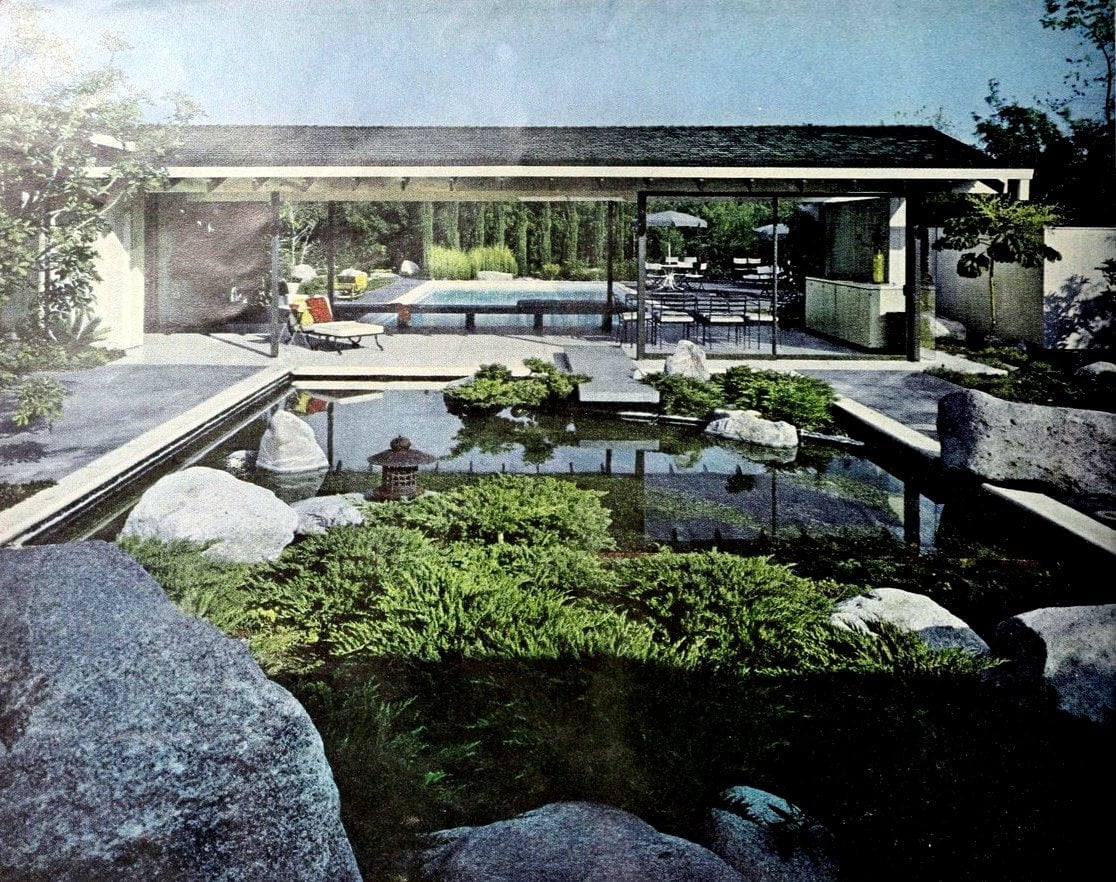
[290,296,384,352]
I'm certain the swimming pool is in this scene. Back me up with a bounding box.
[377,280,634,330]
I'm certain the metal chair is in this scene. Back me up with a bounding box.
[694,293,748,348]
[650,292,697,345]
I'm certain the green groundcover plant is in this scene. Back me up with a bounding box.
[644,366,837,432]
[442,359,589,414]
[121,475,1105,882]
[929,343,1115,412]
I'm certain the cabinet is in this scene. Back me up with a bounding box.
[804,277,905,349]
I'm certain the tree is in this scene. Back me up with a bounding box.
[514,208,528,275]
[971,2,1114,223]
[0,2,196,426]
[1041,0,1114,125]
[1,4,196,328]
[933,195,1062,337]
[564,202,579,268]
[419,202,434,271]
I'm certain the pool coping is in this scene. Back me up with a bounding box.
[2,361,1113,561]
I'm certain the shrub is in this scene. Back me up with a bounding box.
[927,346,1115,412]
[9,375,66,427]
[428,245,475,280]
[567,265,604,281]
[539,262,561,280]
[642,372,724,418]
[718,366,836,432]
[365,474,616,552]
[442,359,588,414]
[468,244,518,276]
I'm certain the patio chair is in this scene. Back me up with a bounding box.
[733,257,762,280]
[650,292,697,345]
[694,293,749,348]
[679,261,708,291]
[290,296,385,353]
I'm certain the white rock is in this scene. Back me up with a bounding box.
[399,259,420,276]
[930,316,967,342]
[256,410,329,474]
[705,408,799,449]
[1076,360,1116,378]
[938,389,1116,497]
[994,604,1116,725]
[291,495,364,536]
[830,587,989,655]
[664,339,711,381]
[120,466,299,563]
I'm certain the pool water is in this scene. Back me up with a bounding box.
[372,280,632,330]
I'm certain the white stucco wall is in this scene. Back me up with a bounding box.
[930,226,1115,347]
[928,227,1043,343]
[1041,227,1116,349]
[91,200,146,350]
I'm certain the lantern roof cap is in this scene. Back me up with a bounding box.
[368,435,437,466]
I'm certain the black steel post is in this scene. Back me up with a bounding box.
[326,200,336,311]
[269,191,280,359]
[603,200,615,333]
[904,185,922,362]
[771,195,779,357]
[636,192,647,359]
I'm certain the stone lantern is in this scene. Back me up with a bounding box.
[366,436,436,500]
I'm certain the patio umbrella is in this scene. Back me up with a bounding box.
[646,210,708,259]
[752,223,790,239]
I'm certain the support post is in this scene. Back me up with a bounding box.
[326,200,337,311]
[771,195,779,357]
[636,192,647,359]
[269,191,280,359]
[602,200,615,333]
[904,186,921,362]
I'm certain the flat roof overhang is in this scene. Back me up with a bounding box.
[147,164,1032,202]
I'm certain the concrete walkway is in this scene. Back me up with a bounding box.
[1,331,993,491]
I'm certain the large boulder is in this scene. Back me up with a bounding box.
[399,259,420,276]
[419,801,743,882]
[119,466,299,563]
[1075,360,1116,379]
[256,410,329,474]
[993,604,1116,725]
[664,339,711,381]
[703,787,839,882]
[830,587,989,655]
[938,389,1116,497]
[292,494,365,536]
[705,408,799,449]
[0,541,360,882]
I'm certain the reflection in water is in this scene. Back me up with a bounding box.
[202,388,942,549]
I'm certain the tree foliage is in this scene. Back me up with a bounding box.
[933,195,1062,335]
[0,1,197,327]
[0,2,194,426]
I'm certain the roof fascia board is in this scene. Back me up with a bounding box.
[150,164,1034,182]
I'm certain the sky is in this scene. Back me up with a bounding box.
[35,0,1103,143]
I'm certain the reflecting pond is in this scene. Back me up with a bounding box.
[192,386,945,551]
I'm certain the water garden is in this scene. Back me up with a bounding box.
[93,359,1111,882]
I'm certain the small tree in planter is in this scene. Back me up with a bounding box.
[933,195,1061,339]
